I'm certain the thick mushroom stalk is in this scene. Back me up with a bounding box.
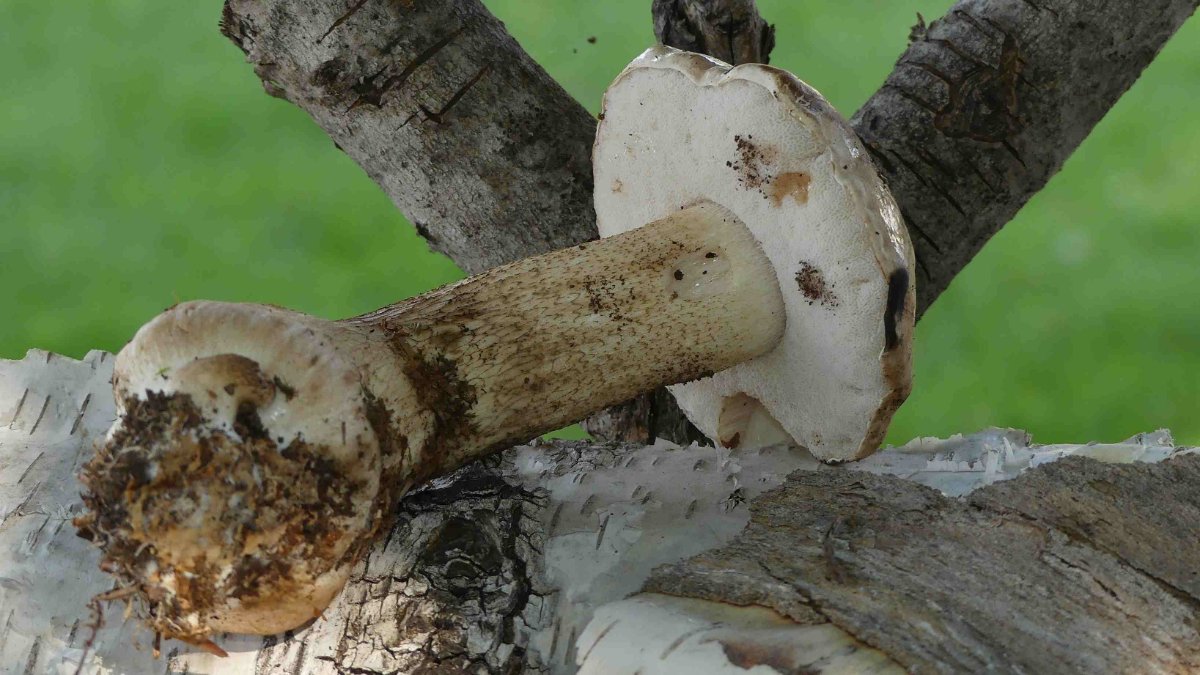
[75,202,784,642]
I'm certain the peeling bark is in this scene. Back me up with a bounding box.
[3,350,1196,673]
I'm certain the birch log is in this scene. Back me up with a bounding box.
[4,351,1197,673]
[217,0,1198,444]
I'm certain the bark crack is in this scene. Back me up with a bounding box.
[349,25,468,111]
[418,63,492,124]
[69,393,92,435]
[318,0,372,43]
[1016,0,1060,19]
[7,388,28,429]
[16,451,43,484]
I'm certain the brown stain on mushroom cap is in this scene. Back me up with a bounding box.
[769,172,811,206]
[859,267,915,459]
[728,137,810,208]
[883,268,909,350]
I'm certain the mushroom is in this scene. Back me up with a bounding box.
[75,201,785,645]
[74,47,913,645]
[594,46,915,461]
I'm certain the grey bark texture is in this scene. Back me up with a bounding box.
[218,0,1198,445]
[220,0,597,276]
[851,0,1200,314]
[646,457,1200,673]
[651,0,776,65]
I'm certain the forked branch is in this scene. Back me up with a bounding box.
[218,0,1198,441]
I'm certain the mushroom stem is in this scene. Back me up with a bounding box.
[348,200,785,473]
[77,201,783,640]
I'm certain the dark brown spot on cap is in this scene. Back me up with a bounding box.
[272,376,296,400]
[795,262,839,308]
[884,267,909,350]
[729,135,778,192]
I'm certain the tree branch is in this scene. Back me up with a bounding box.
[219,0,1197,445]
[651,0,776,64]
[853,0,1200,314]
[220,0,597,275]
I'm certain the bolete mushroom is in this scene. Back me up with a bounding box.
[75,202,785,646]
[75,47,913,646]
[595,47,915,460]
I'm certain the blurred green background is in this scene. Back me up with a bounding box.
[2,1,1197,446]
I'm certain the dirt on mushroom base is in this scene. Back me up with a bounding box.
[75,391,374,646]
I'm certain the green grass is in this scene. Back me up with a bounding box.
[2,1,1197,446]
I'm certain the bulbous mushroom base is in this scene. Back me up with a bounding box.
[75,389,372,642]
[75,301,395,643]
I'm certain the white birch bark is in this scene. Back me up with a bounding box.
[3,350,1196,673]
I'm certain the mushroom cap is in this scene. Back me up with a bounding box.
[594,47,915,461]
[78,301,386,639]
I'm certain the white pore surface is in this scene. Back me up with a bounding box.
[595,48,912,460]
